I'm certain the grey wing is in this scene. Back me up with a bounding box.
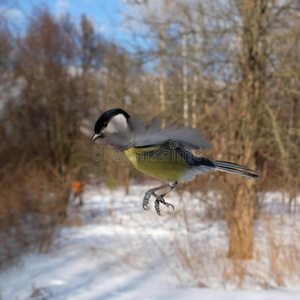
[128,115,212,150]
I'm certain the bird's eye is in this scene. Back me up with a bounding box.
[103,122,108,127]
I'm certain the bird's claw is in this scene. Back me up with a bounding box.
[164,201,175,211]
[154,199,163,216]
[142,192,151,210]
[154,195,174,217]
[143,188,175,216]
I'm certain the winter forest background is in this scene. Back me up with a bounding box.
[0,0,300,299]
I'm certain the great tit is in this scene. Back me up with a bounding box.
[92,108,258,216]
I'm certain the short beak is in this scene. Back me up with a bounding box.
[91,133,101,142]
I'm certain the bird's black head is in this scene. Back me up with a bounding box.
[92,108,131,141]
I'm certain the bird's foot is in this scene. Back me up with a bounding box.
[142,190,152,210]
[153,195,174,217]
[142,185,175,216]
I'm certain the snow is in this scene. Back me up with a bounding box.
[1,183,300,300]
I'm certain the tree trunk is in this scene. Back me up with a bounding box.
[181,27,189,126]
[223,0,268,260]
[227,180,255,259]
[159,29,166,117]
[159,70,166,127]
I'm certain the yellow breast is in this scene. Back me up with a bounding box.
[124,144,188,182]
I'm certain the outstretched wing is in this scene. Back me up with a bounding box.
[128,115,212,150]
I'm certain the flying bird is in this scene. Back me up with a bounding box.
[92,108,259,216]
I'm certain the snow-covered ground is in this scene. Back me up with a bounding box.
[1,183,300,300]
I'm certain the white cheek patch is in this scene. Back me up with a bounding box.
[102,113,128,134]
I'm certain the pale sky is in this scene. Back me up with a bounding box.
[2,0,130,44]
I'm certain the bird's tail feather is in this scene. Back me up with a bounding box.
[211,160,259,180]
